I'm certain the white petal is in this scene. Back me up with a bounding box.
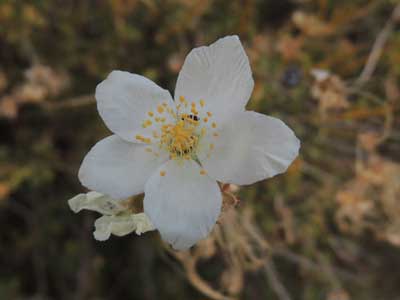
[79,135,168,200]
[132,213,156,235]
[144,160,221,250]
[93,216,113,241]
[93,213,155,241]
[198,111,300,185]
[96,70,175,142]
[174,35,254,126]
[68,191,124,215]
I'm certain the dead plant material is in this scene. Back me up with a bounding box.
[0,64,69,119]
[311,69,349,118]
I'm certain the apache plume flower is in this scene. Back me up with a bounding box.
[77,35,300,249]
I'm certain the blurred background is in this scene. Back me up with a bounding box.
[0,0,400,299]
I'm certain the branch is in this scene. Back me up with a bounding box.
[264,257,293,300]
[356,4,400,86]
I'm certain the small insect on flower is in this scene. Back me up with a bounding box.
[75,35,300,250]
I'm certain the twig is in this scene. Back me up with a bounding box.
[264,256,293,300]
[165,247,236,300]
[272,248,364,285]
[355,4,400,86]
[41,95,95,111]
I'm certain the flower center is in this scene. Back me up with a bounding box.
[160,116,199,159]
[135,96,218,161]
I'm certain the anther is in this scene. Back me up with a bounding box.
[160,171,166,176]
[157,105,164,113]
[200,169,207,175]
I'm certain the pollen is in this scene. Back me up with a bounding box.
[200,169,207,175]
[135,134,145,141]
[138,96,216,161]
[157,105,164,114]
[160,170,166,176]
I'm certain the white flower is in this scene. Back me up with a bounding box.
[68,191,155,241]
[78,35,300,250]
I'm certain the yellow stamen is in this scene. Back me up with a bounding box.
[211,122,217,128]
[135,134,144,141]
[137,96,215,160]
[160,171,166,176]
[200,169,207,175]
[207,112,212,117]
[157,105,164,114]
